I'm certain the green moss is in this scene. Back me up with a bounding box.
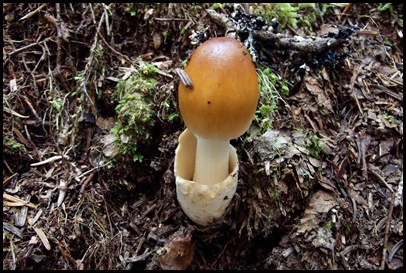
[110,74,156,163]
[378,3,392,12]
[3,136,26,153]
[306,134,323,159]
[253,3,318,31]
[254,67,289,132]
[139,62,161,77]
[270,184,281,201]
[325,220,334,231]
[384,112,399,125]
[51,98,63,111]
[210,3,223,10]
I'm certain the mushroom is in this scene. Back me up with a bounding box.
[175,37,259,225]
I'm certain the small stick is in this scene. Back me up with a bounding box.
[3,107,30,118]
[79,171,95,198]
[3,173,19,187]
[30,155,70,167]
[368,164,394,193]
[19,3,48,21]
[20,95,40,120]
[380,192,395,270]
[154,18,191,22]
[7,37,53,56]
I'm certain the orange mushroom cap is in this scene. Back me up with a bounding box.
[178,37,259,141]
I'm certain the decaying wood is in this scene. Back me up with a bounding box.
[206,9,351,53]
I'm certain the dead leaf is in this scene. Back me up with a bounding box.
[297,191,338,234]
[312,226,336,251]
[304,76,334,113]
[96,116,116,131]
[158,231,194,270]
[101,134,118,158]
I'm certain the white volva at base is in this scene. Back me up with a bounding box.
[174,128,239,226]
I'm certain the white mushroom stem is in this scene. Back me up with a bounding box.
[193,137,230,185]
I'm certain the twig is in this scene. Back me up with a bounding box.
[79,171,95,198]
[3,107,29,118]
[19,3,48,21]
[20,95,40,121]
[30,44,47,76]
[154,17,191,22]
[3,173,19,187]
[342,3,354,16]
[304,112,318,132]
[30,155,70,167]
[102,3,111,37]
[96,28,132,65]
[126,249,155,263]
[356,133,371,181]
[206,8,348,53]
[4,160,14,175]
[9,230,17,269]
[368,164,395,193]
[55,3,63,65]
[206,9,237,37]
[369,84,403,101]
[380,192,395,270]
[79,3,107,115]
[7,37,54,56]
[76,161,111,180]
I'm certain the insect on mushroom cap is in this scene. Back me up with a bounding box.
[178,37,259,141]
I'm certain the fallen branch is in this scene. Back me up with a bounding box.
[206,8,352,53]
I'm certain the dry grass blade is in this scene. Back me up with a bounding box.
[3,173,19,187]
[33,226,51,251]
[389,239,403,262]
[3,193,37,209]
[3,222,23,239]
[12,128,30,147]
[27,217,51,250]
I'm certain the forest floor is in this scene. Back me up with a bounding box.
[3,3,403,270]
